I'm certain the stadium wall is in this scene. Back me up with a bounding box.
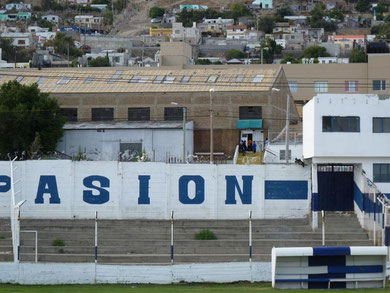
[0,262,272,284]
[0,161,311,219]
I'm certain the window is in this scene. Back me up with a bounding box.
[314,81,328,93]
[181,75,191,83]
[239,106,262,119]
[322,116,360,132]
[207,74,219,83]
[235,74,244,83]
[130,75,140,83]
[58,108,77,122]
[373,80,386,91]
[288,81,297,93]
[92,108,114,121]
[373,164,390,183]
[120,143,142,162]
[279,150,291,161]
[17,40,25,45]
[373,117,390,133]
[252,74,264,83]
[163,76,175,84]
[344,81,358,92]
[164,107,184,121]
[128,107,150,121]
[58,76,71,85]
[84,76,93,84]
[37,77,47,85]
[153,75,165,84]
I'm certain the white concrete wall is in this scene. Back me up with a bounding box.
[57,126,194,162]
[304,94,390,158]
[302,98,315,158]
[0,161,311,219]
[0,262,271,284]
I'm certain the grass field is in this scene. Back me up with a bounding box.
[1,283,390,293]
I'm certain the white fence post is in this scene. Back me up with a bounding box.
[249,210,252,263]
[321,210,325,246]
[170,210,174,265]
[95,211,98,263]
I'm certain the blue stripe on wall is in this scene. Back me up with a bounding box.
[313,247,351,256]
[312,193,318,211]
[353,181,363,211]
[328,265,383,274]
[265,180,308,200]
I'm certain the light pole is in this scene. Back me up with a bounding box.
[209,88,214,164]
[171,102,186,162]
[272,88,290,164]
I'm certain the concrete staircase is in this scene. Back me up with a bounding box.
[0,212,370,264]
[237,152,263,164]
[0,219,13,262]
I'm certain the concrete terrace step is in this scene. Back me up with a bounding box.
[12,214,374,264]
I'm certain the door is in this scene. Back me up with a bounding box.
[317,165,354,211]
[240,130,253,146]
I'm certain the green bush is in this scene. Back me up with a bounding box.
[195,229,217,240]
[0,234,5,239]
[52,239,65,246]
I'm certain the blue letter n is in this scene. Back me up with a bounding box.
[225,176,253,205]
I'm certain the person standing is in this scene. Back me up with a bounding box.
[253,141,257,153]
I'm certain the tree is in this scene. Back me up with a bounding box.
[308,4,337,32]
[195,59,212,65]
[229,3,252,21]
[349,49,366,63]
[0,38,16,62]
[355,0,371,12]
[104,10,113,25]
[281,55,299,64]
[259,38,282,63]
[373,23,390,39]
[44,32,82,58]
[37,18,53,31]
[89,56,110,67]
[274,5,293,22]
[300,46,330,58]
[113,0,127,12]
[149,6,165,19]
[224,49,247,60]
[258,16,275,33]
[0,81,65,159]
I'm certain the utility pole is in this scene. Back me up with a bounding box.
[182,107,186,162]
[209,88,214,164]
[285,94,290,164]
[67,42,70,67]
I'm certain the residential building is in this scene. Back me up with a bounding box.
[226,25,247,40]
[0,32,31,47]
[273,23,296,35]
[75,15,103,27]
[0,65,298,156]
[149,27,172,38]
[171,22,201,45]
[197,18,234,36]
[42,14,61,24]
[5,3,31,10]
[252,0,273,9]
[296,27,324,43]
[329,35,365,51]
[28,26,49,33]
[79,51,131,67]
[179,4,208,10]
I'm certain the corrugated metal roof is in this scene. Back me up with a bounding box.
[63,121,193,130]
[0,67,279,93]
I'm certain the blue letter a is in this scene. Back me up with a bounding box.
[35,175,61,204]
[225,176,253,204]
